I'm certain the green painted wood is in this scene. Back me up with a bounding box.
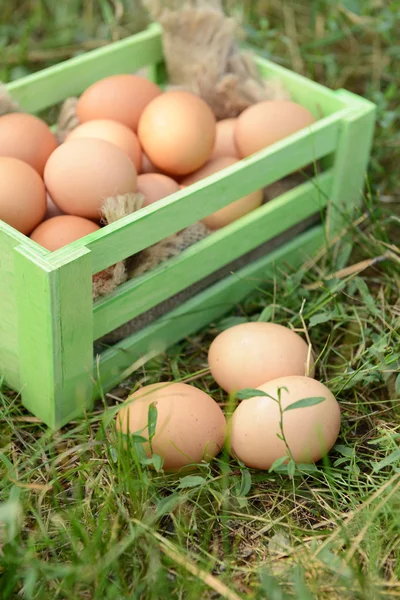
[6,24,163,113]
[94,225,325,395]
[50,113,344,274]
[326,90,376,236]
[93,170,332,340]
[14,246,94,428]
[0,222,49,391]
[254,55,348,116]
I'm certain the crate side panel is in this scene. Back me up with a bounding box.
[255,56,347,116]
[0,226,21,389]
[93,170,332,339]
[14,248,94,428]
[6,25,163,113]
[95,226,325,393]
[51,115,341,274]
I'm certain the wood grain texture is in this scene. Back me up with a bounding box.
[50,114,343,274]
[93,170,333,340]
[14,246,94,428]
[6,24,163,113]
[326,90,377,236]
[94,225,325,395]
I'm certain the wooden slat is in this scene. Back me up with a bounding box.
[94,225,325,395]
[6,24,163,113]
[93,170,332,340]
[254,55,348,116]
[14,246,94,428]
[50,112,345,274]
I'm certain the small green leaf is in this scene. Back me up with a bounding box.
[258,306,273,322]
[236,388,272,400]
[372,449,400,472]
[309,312,334,327]
[238,468,252,497]
[260,570,291,599]
[178,475,206,489]
[284,396,326,412]
[334,445,354,457]
[287,460,296,479]
[147,403,158,444]
[269,456,288,472]
[156,494,181,517]
[129,435,148,444]
[395,373,400,396]
[152,454,164,472]
[296,463,319,473]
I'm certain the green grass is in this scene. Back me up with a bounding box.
[1,1,400,598]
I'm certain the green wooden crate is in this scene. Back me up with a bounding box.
[1,23,376,428]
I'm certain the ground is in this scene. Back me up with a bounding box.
[0,1,399,599]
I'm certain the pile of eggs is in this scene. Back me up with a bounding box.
[0,73,316,251]
[116,321,341,472]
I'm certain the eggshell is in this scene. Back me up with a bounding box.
[44,193,64,220]
[208,322,314,393]
[136,173,180,207]
[115,382,226,471]
[30,215,100,251]
[76,74,162,132]
[0,113,57,176]
[138,91,216,176]
[230,376,341,469]
[66,119,142,172]
[44,138,137,219]
[235,101,316,158]
[141,152,162,174]
[211,118,239,159]
[0,157,46,235]
[181,157,262,229]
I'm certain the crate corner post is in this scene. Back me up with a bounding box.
[14,245,94,429]
[327,90,377,238]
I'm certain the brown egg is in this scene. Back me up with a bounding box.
[31,215,100,251]
[115,382,226,471]
[235,101,316,158]
[138,91,216,176]
[230,376,341,469]
[44,138,137,219]
[0,113,57,176]
[76,74,162,132]
[208,322,314,393]
[0,157,46,235]
[181,157,262,229]
[136,173,180,207]
[44,193,64,220]
[66,119,142,172]
[141,152,162,174]
[211,118,239,159]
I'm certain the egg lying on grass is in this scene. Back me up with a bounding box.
[115,382,226,472]
[208,321,314,393]
[230,376,341,469]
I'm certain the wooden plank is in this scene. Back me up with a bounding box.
[0,223,48,391]
[14,246,94,428]
[93,170,332,340]
[94,225,325,395]
[6,24,163,113]
[254,55,348,116]
[326,90,377,237]
[50,113,345,274]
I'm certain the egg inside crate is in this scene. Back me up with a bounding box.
[0,112,58,176]
[76,74,163,132]
[230,376,341,469]
[235,100,316,158]
[181,157,263,229]
[211,118,239,160]
[138,90,216,177]
[66,119,142,172]
[208,322,314,393]
[0,157,46,235]
[136,173,180,207]
[115,382,226,472]
[44,137,137,220]
[30,215,100,251]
